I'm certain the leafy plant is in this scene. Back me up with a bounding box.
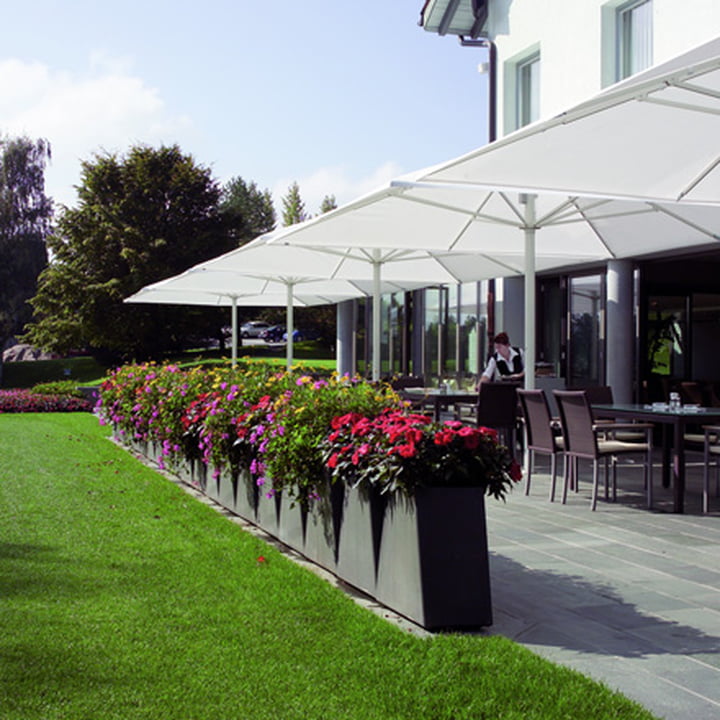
[322,409,522,500]
[31,380,84,398]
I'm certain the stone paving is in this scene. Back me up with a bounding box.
[483,454,720,719]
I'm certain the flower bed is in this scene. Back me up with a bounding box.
[99,361,522,629]
[0,389,93,413]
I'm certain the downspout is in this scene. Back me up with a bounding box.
[459,33,498,352]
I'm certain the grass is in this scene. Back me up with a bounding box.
[2,345,337,389]
[0,413,658,720]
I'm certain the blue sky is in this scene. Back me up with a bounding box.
[2,1,489,215]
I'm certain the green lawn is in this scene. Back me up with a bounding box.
[0,413,658,720]
[1,349,337,389]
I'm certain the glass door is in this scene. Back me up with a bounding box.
[568,274,604,387]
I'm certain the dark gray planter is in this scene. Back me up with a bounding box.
[375,487,493,630]
[234,468,258,522]
[278,493,307,554]
[256,485,281,538]
[217,467,237,512]
[304,481,344,573]
[205,469,222,504]
[336,484,387,596]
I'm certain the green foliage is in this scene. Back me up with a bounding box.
[220,176,276,246]
[0,413,658,720]
[1,355,109,388]
[31,379,84,397]
[319,194,337,213]
[24,144,235,360]
[281,181,306,226]
[0,135,52,346]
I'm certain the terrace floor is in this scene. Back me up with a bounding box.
[483,453,720,720]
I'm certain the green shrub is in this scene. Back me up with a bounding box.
[31,380,84,398]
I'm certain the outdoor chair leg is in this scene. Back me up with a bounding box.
[562,455,572,504]
[548,454,557,502]
[604,456,610,501]
[591,461,600,511]
[611,456,618,502]
[704,443,710,514]
[646,449,653,509]
[525,449,533,496]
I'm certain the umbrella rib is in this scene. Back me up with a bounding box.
[677,154,720,201]
[641,95,720,116]
[650,202,720,241]
[571,200,618,260]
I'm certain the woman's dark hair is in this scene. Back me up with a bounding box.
[493,332,510,345]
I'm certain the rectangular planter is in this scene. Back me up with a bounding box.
[336,484,387,597]
[255,485,281,538]
[278,493,307,554]
[304,482,344,573]
[375,487,493,630]
[234,468,258,522]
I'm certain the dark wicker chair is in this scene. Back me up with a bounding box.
[518,389,564,501]
[461,382,520,458]
[553,390,653,511]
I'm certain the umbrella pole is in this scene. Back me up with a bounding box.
[522,194,536,390]
[372,252,381,382]
[286,281,294,371]
[231,296,238,368]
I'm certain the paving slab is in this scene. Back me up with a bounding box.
[482,461,720,719]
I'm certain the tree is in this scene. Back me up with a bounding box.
[0,136,52,353]
[220,176,276,247]
[25,144,235,360]
[319,194,337,214]
[281,181,307,226]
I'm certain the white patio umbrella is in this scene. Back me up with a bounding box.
[126,235,454,372]
[410,36,720,206]
[265,172,720,387]
[124,282,355,368]
[202,235,545,381]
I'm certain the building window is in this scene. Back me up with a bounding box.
[516,52,540,127]
[617,0,652,80]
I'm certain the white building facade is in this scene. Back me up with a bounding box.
[407,1,720,402]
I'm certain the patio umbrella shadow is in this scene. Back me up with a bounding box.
[483,552,720,659]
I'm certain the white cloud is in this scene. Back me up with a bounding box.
[0,57,192,207]
[271,161,404,220]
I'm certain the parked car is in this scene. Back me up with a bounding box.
[283,327,323,343]
[261,325,286,343]
[240,321,271,339]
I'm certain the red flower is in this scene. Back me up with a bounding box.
[433,429,454,446]
[327,453,339,468]
[397,443,417,458]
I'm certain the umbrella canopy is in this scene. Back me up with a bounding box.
[410,36,720,206]
[126,239,448,372]
[191,238,521,381]
[126,265,369,369]
[266,173,720,386]
[264,37,720,386]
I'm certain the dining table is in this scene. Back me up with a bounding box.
[398,387,478,422]
[592,402,720,513]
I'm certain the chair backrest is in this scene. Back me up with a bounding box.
[680,381,705,405]
[582,385,614,405]
[390,376,425,391]
[518,389,556,452]
[476,382,519,429]
[553,390,598,457]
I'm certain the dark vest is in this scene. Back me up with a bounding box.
[493,347,523,376]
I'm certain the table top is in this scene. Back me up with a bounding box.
[593,402,720,419]
[401,388,477,399]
